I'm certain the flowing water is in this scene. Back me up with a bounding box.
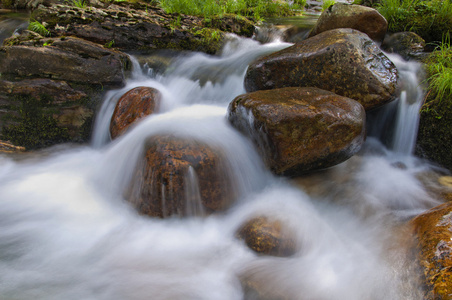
[0,31,445,299]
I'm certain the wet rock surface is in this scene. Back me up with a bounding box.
[127,135,236,218]
[411,202,452,299]
[228,87,366,176]
[244,28,398,111]
[236,215,297,257]
[309,3,388,43]
[110,86,161,139]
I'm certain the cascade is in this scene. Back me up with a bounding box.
[0,32,443,300]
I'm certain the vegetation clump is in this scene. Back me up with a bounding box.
[376,0,452,44]
[159,0,305,20]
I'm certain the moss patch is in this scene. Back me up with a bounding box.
[1,93,71,149]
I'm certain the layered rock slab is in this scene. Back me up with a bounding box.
[244,28,398,111]
[228,87,366,176]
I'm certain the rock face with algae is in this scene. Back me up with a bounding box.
[411,202,452,299]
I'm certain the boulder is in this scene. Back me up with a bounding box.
[110,86,161,139]
[381,32,426,61]
[228,87,366,176]
[236,216,297,257]
[0,36,130,87]
[308,3,388,43]
[411,202,452,299]
[244,28,398,111]
[127,135,235,218]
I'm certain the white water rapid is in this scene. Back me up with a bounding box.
[0,34,443,300]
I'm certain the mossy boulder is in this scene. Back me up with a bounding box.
[411,202,452,299]
[309,3,388,43]
[110,86,161,139]
[127,135,236,218]
[236,215,297,257]
[228,87,366,176]
[244,28,398,111]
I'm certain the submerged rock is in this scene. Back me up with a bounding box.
[309,3,388,43]
[411,202,452,299]
[127,135,235,218]
[228,87,366,176]
[244,28,399,111]
[236,215,297,257]
[110,86,161,139]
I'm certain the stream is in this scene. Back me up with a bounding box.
[0,23,444,299]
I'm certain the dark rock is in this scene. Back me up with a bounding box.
[244,28,398,111]
[228,87,366,176]
[236,216,297,257]
[110,86,161,139]
[0,36,130,87]
[382,32,426,61]
[0,78,93,149]
[309,3,388,43]
[411,202,452,299]
[127,135,236,218]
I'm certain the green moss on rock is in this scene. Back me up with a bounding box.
[1,93,71,149]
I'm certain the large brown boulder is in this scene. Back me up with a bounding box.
[127,135,235,218]
[308,3,388,43]
[244,28,399,111]
[0,37,130,87]
[110,86,161,139]
[236,216,297,257]
[228,87,366,176]
[411,202,452,299]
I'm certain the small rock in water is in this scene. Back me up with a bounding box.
[236,216,297,257]
[110,86,161,139]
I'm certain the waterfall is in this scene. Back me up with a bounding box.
[0,34,441,300]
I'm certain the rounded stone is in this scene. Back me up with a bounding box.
[110,86,161,139]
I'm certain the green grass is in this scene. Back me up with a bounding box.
[72,0,87,8]
[28,20,51,36]
[425,36,452,106]
[158,0,302,20]
[376,0,452,43]
[322,0,336,11]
